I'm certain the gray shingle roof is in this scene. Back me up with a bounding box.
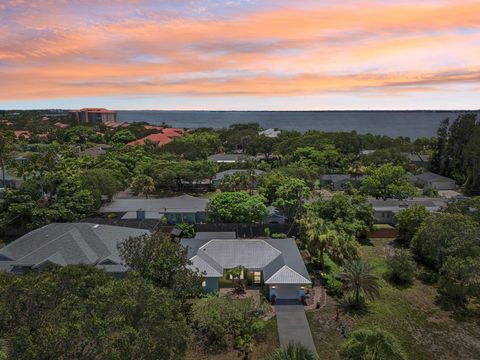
[369,197,447,212]
[100,194,208,213]
[415,172,455,183]
[207,153,255,162]
[0,169,23,182]
[213,169,264,182]
[180,237,310,285]
[0,223,149,273]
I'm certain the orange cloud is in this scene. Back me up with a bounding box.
[1,0,479,101]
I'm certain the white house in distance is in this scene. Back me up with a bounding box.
[410,172,456,190]
[259,128,281,138]
[181,233,311,300]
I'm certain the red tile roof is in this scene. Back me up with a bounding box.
[72,108,116,113]
[128,133,173,147]
[144,125,164,131]
[14,130,30,140]
[162,128,184,138]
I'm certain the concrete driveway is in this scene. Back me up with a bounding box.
[275,301,317,356]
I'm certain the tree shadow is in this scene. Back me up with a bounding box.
[336,297,370,317]
[358,237,374,246]
[435,295,480,323]
[382,271,414,290]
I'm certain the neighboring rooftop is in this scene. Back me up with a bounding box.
[413,172,455,183]
[213,169,264,182]
[207,153,255,163]
[259,128,281,138]
[100,194,209,213]
[81,144,112,158]
[0,223,149,273]
[369,197,447,212]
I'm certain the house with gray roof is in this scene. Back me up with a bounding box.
[320,174,364,191]
[207,153,255,163]
[81,143,112,158]
[369,197,447,224]
[0,223,148,275]
[259,128,281,138]
[264,206,288,224]
[410,172,456,190]
[99,194,209,224]
[405,153,430,168]
[181,234,311,300]
[212,169,264,188]
[0,169,24,189]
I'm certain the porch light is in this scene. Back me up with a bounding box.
[271,286,276,289]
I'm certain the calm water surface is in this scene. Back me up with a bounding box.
[117,110,479,139]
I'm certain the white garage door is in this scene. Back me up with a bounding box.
[275,285,300,300]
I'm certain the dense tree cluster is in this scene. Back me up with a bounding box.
[431,113,480,194]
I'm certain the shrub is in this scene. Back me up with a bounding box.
[394,205,429,247]
[269,342,317,360]
[341,328,407,360]
[438,256,480,305]
[271,233,287,239]
[323,255,343,296]
[175,223,195,238]
[386,249,416,285]
[264,227,271,237]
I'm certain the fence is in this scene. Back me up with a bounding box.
[79,218,297,238]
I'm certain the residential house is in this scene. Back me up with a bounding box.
[81,144,112,158]
[320,174,363,191]
[99,194,209,224]
[406,153,430,168]
[264,206,288,225]
[181,233,311,300]
[0,169,24,189]
[14,130,30,140]
[70,108,117,124]
[369,197,447,224]
[127,133,173,147]
[212,169,264,188]
[0,223,149,275]
[207,153,255,163]
[410,172,456,190]
[259,128,281,138]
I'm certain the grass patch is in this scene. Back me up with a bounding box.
[307,238,480,360]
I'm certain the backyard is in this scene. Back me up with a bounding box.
[307,238,480,360]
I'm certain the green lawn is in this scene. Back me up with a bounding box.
[307,238,480,360]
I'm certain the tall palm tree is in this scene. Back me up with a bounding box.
[338,260,380,306]
[269,343,317,360]
[298,211,339,269]
[0,132,13,188]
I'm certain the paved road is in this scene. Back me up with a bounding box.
[275,301,318,356]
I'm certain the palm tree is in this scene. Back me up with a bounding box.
[338,260,380,307]
[298,211,339,269]
[0,132,13,188]
[130,174,155,198]
[269,343,317,360]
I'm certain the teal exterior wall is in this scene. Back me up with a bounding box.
[203,277,219,293]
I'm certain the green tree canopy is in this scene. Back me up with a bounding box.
[411,213,479,270]
[118,232,203,300]
[361,163,416,200]
[0,265,188,360]
[207,192,268,223]
[394,205,430,247]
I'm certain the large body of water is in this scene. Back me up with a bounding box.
[117,110,479,139]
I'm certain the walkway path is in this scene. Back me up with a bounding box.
[275,300,318,356]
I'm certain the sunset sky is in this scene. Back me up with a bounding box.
[1,0,479,110]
